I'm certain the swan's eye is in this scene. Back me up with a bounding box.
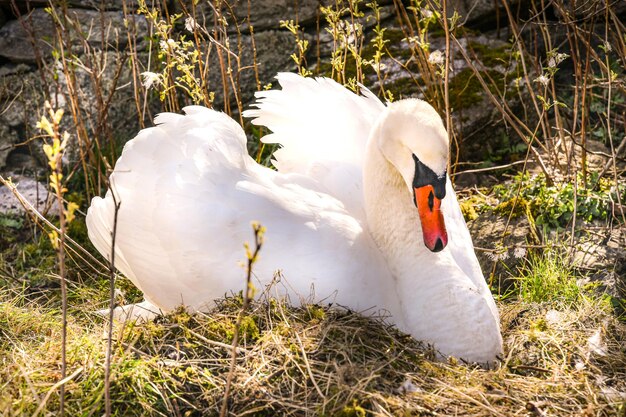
[411,154,446,200]
[428,190,434,211]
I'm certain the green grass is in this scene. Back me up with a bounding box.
[515,247,583,306]
[492,172,623,230]
[1,174,626,415]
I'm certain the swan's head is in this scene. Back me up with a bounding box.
[376,99,449,252]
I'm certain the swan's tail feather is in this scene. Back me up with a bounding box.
[86,194,135,281]
[96,300,162,323]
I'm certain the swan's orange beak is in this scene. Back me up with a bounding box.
[414,184,448,252]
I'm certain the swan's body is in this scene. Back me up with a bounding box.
[87,73,502,363]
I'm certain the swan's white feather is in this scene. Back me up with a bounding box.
[243,73,493,310]
[243,73,385,218]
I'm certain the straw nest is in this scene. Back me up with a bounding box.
[1,285,625,416]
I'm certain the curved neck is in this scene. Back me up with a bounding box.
[363,137,450,282]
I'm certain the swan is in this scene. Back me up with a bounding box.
[86,73,502,363]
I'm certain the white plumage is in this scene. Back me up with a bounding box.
[87,73,502,363]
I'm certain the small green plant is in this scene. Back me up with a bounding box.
[37,100,81,415]
[280,19,312,77]
[493,172,624,230]
[221,222,265,417]
[320,1,367,89]
[515,246,582,306]
[138,1,211,110]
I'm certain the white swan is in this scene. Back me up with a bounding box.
[86,73,502,363]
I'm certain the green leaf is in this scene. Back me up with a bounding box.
[0,216,23,229]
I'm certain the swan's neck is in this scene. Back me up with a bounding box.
[363,138,448,282]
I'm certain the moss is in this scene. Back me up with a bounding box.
[448,68,483,108]
[316,54,366,85]
[336,400,367,417]
[16,237,56,280]
[382,28,413,60]
[385,76,423,100]
[467,41,513,67]
[459,199,480,221]
[67,218,90,248]
[448,68,508,110]
[239,315,260,342]
[0,214,27,253]
[494,197,529,218]
[304,304,326,322]
[203,317,235,341]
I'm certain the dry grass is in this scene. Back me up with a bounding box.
[1,282,625,416]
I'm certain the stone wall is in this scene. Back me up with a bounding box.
[0,0,536,176]
[0,0,310,173]
[1,0,622,177]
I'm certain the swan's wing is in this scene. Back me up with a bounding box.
[243,73,385,217]
[87,106,387,312]
[86,106,250,308]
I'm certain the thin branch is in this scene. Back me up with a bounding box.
[104,188,121,417]
[0,176,109,271]
[220,223,265,417]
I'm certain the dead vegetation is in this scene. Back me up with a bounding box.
[1,283,625,416]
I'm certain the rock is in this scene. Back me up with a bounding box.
[554,0,626,21]
[0,48,148,170]
[574,226,626,299]
[181,0,322,33]
[0,0,139,12]
[4,151,39,172]
[364,26,529,164]
[468,211,534,284]
[0,174,55,216]
[196,30,300,110]
[0,8,148,63]
[239,30,301,96]
[68,0,141,10]
[0,68,44,170]
[447,0,525,27]
[234,0,321,31]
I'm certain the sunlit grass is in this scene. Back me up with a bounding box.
[515,246,583,306]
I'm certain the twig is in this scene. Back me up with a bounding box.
[220,223,265,417]
[104,187,121,417]
[441,0,453,172]
[39,102,70,417]
[450,160,527,177]
[449,33,554,186]
[0,176,108,271]
[293,329,325,399]
[185,328,248,354]
[511,365,551,373]
[438,380,505,417]
[602,8,626,225]
[569,177,578,257]
[598,135,626,180]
